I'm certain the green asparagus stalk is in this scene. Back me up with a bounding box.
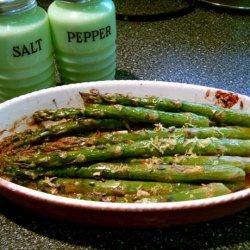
[71,181,247,201]
[2,161,246,193]
[9,173,243,202]
[129,179,241,201]
[128,156,250,174]
[13,118,132,148]
[33,104,212,127]
[137,183,232,202]
[86,162,245,182]
[22,126,250,154]
[37,178,200,197]
[52,183,240,202]
[5,138,250,168]
[6,161,245,182]
[81,163,239,182]
[33,107,85,122]
[51,184,242,202]
[77,126,250,146]
[81,92,250,127]
[37,179,232,202]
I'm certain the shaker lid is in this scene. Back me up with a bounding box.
[0,0,37,14]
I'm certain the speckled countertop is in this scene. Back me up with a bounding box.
[1,1,250,249]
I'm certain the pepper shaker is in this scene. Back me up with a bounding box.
[48,0,117,84]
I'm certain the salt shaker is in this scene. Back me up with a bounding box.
[0,0,56,102]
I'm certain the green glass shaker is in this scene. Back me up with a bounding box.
[48,0,116,84]
[0,0,56,102]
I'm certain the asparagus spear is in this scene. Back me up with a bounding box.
[118,180,238,202]
[0,126,247,157]
[137,183,232,202]
[20,126,250,154]
[76,126,250,146]
[128,156,250,174]
[6,169,243,202]
[8,126,247,158]
[33,107,85,122]
[81,92,250,127]
[33,104,212,127]
[47,185,242,202]
[36,179,232,202]
[12,118,131,148]
[5,138,250,168]
[70,181,247,201]
[0,118,130,152]
[37,178,200,197]
[6,161,245,182]
[86,162,245,182]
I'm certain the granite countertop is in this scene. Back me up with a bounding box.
[1,2,250,249]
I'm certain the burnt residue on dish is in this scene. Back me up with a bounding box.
[79,89,100,105]
[205,89,242,109]
[215,90,240,109]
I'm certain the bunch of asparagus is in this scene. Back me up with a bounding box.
[0,91,250,203]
